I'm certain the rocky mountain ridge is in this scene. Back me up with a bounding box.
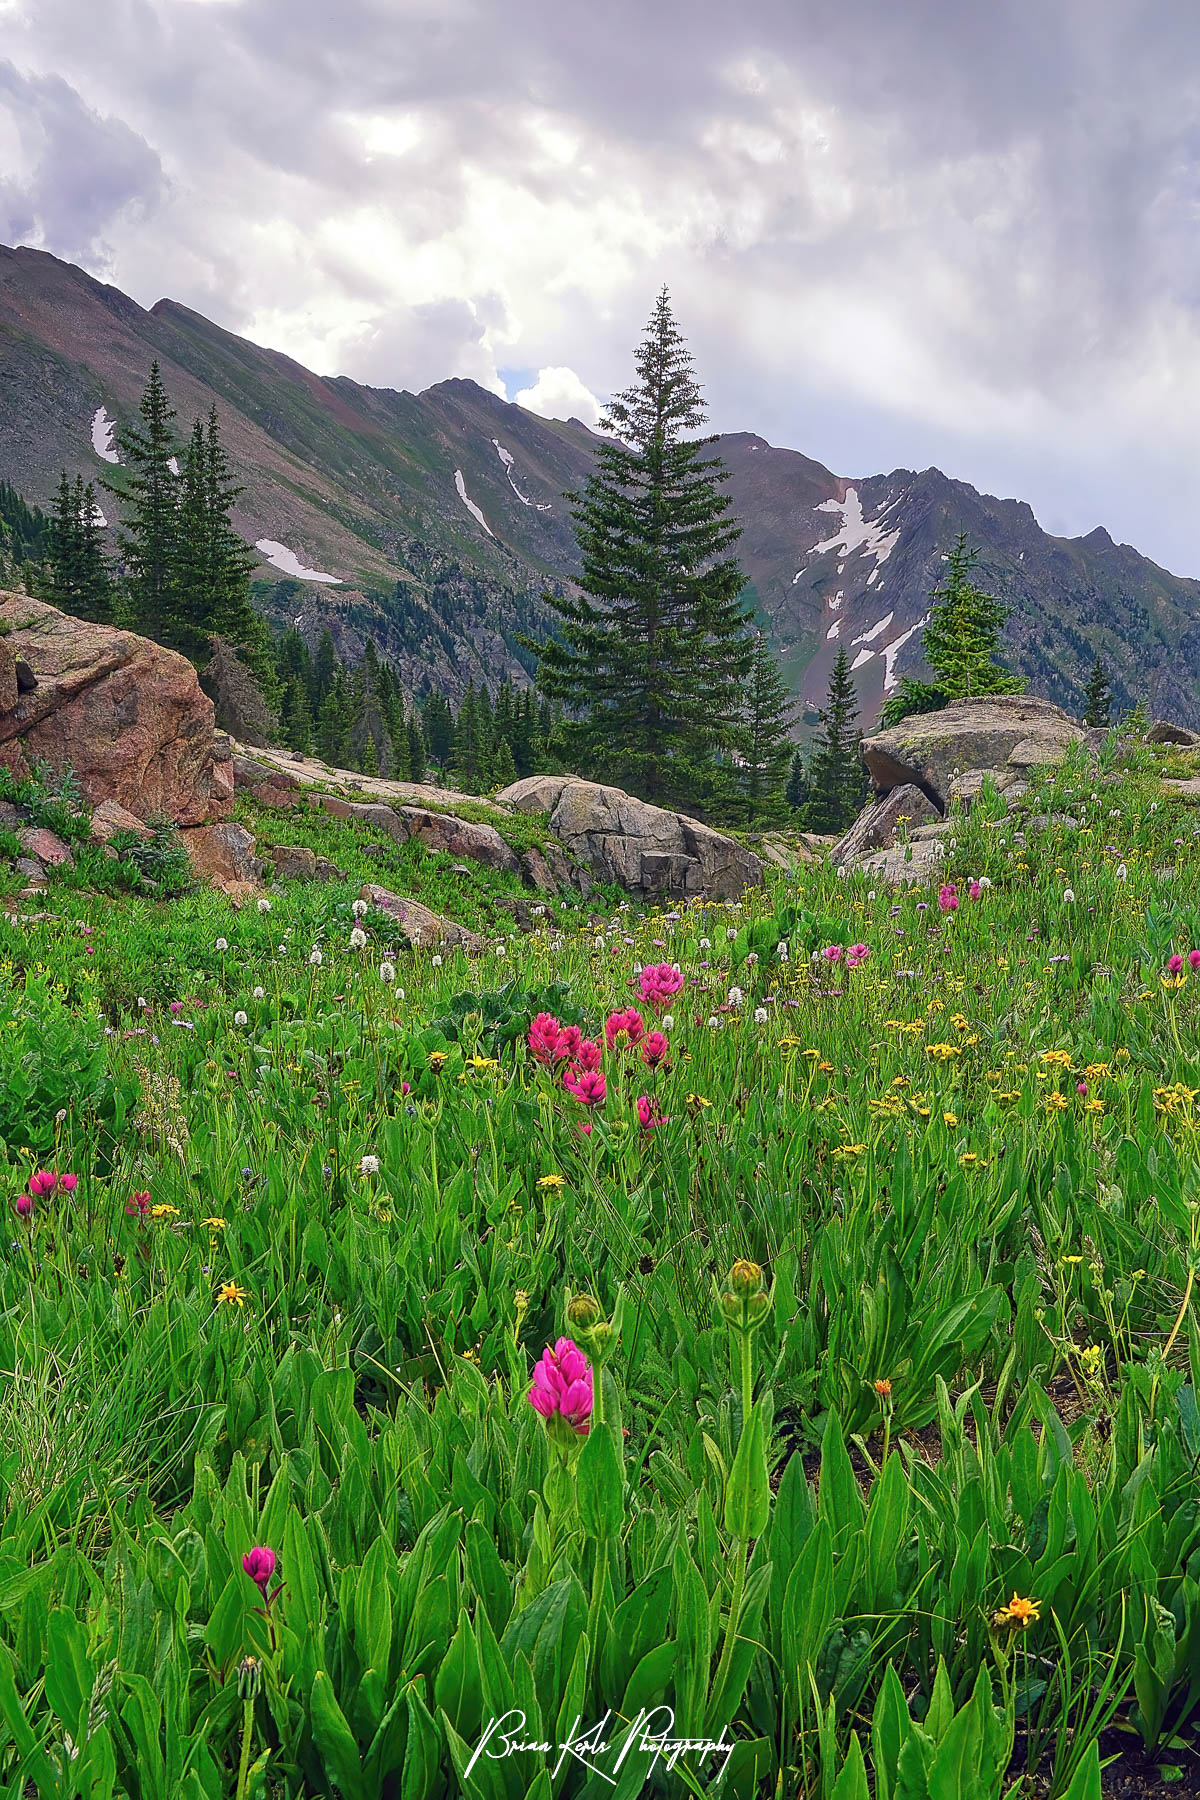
[4,243,1200,724]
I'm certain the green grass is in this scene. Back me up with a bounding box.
[0,738,1198,1793]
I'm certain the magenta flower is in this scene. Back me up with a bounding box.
[938,884,959,914]
[640,1030,670,1068]
[528,1338,593,1436]
[242,1546,277,1597]
[58,1174,78,1195]
[604,1007,645,1050]
[13,1194,32,1219]
[1190,950,1200,972]
[169,1000,183,1015]
[845,943,870,968]
[564,1068,606,1106]
[575,1038,603,1073]
[529,1012,565,1065]
[821,944,842,963]
[1077,1081,1088,1095]
[969,880,982,901]
[639,962,683,1007]
[1168,954,1185,975]
[636,1095,668,1130]
[28,1171,57,1197]
[556,1024,582,1062]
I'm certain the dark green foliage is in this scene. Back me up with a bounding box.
[1083,657,1113,727]
[785,748,809,814]
[531,289,753,806]
[802,647,868,833]
[882,534,1024,728]
[106,361,180,645]
[737,634,795,823]
[44,472,113,623]
[0,480,51,567]
[108,819,196,897]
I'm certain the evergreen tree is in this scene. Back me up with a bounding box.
[407,713,428,784]
[882,534,1023,727]
[201,407,263,655]
[491,733,517,789]
[450,680,489,791]
[1083,657,1113,727]
[530,288,753,805]
[421,690,454,764]
[107,362,180,643]
[785,748,809,815]
[737,634,795,823]
[280,675,313,754]
[45,473,112,623]
[802,648,868,833]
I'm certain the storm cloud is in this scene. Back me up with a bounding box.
[6,0,1200,570]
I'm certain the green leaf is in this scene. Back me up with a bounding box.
[434,1610,484,1742]
[577,1424,624,1541]
[781,1518,834,1681]
[724,1404,770,1541]
[309,1670,365,1800]
[1059,1742,1103,1800]
[831,1733,871,1800]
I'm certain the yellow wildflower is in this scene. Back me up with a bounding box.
[992,1593,1040,1630]
[217,1282,249,1307]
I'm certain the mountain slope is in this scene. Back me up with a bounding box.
[3,242,1200,724]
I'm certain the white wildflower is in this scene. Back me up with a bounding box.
[349,927,367,949]
[256,898,272,915]
[432,954,443,967]
[352,899,368,917]
[359,1154,380,1176]
[662,1014,674,1031]
[699,937,711,950]
[1063,888,1075,903]
[253,986,265,999]
[754,1007,768,1024]
[379,962,396,983]
[707,1015,720,1029]
[234,1010,248,1027]
[1116,864,1127,881]
[137,996,148,1010]
[309,949,323,967]
[215,937,229,952]
[726,926,737,941]
[727,986,744,1007]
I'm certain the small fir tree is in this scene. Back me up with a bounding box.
[1083,657,1113,727]
[881,533,1023,727]
[802,647,868,833]
[737,633,795,823]
[530,288,753,805]
[785,748,809,815]
[107,362,180,644]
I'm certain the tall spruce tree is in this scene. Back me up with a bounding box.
[107,362,180,644]
[882,533,1023,728]
[1083,657,1113,727]
[737,633,795,823]
[785,748,809,815]
[531,289,753,806]
[803,647,868,833]
[46,473,113,623]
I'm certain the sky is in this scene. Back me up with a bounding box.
[4,0,1200,571]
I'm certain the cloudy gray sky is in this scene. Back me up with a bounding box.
[4,0,1200,571]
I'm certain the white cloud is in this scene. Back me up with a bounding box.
[514,365,602,426]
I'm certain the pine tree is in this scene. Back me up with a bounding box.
[737,634,795,823]
[107,362,180,643]
[882,534,1023,727]
[407,713,428,784]
[280,675,313,754]
[1083,657,1113,727]
[802,648,868,833]
[530,288,753,806]
[491,733,517,789]
[45,474,112,623]
[785,748,809,814]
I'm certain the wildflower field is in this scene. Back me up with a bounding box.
[5,738,1200,1797]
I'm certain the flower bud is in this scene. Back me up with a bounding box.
[566,1293,603,1332]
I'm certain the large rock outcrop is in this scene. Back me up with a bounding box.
[860,694,1085,809]
[0,596,230,825]
[495,775,762,901]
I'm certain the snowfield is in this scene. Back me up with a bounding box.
[492,440,552,511]
[807,488,902,567]
[254,541,343,584]
[455,470,494,536]
[90,407,119,464]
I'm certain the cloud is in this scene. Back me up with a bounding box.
[0,60,165,266]
[6,0,1200,569]
[514,365,602,425]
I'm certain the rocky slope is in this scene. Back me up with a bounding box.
[5,243,1200,723]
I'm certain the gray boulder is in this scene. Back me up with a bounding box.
[494,776,762,901]
[860,695,1085,807]
[831,783,940,866]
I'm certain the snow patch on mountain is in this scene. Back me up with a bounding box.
[255,540,343,584]
[881,618,927,692]
[167,456,180,476]
[455,469,494,536]
[90,407,119,464]
[809,488,901,566]
[492,440,552,511]
[90,501,106,528]
[829,591,845,611]
[853,612,894,645]
[850,648,875,670]
[826,621,841,639]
